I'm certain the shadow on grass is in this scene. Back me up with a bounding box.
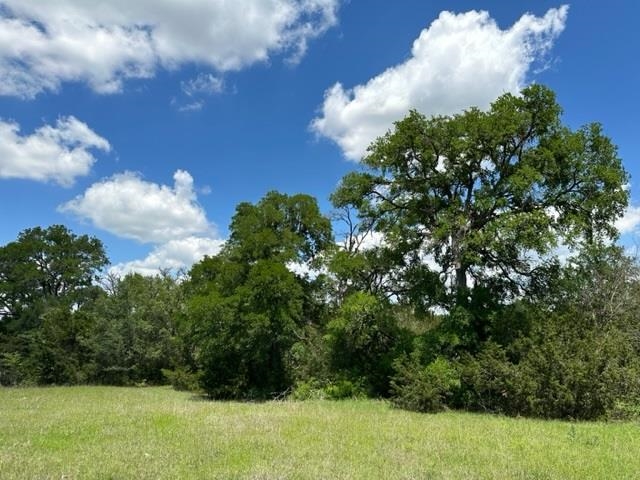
[185,389,291,404]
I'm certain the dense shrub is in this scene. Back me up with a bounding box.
[85,273,182,386]
[291,377,366,400]
[326,292,405,396]
[286,325,331,385]
[516,321,640,419]
[0,351,36,386]
[391,294,640,420]
[457,343,525,415]
[191,261,306,399]
[390,356,460,412]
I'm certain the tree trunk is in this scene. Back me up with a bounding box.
[455,265,467,292]
[451,230,469,305]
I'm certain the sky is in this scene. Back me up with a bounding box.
[0,0,639,275]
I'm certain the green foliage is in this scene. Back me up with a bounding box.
[162,367,201,392]
[329,86,633,419]
[185,191,333,399]
[457,325,640,420]
[457,342,530,415]
[326,236,413,304]
[391,356,460,412]
[86,273,183,385]
[394,326,640,420]
[226,190,333,265]
[323,379,366,399]
[290,378,328,400]
[194,260,305,398]
[391,245,640,420]
[607,400,640,421]
[291,377,366,400]
[286,324,331,384]
[515,246,640,419]
[516,318,640,419]
[326,292,406,395]
[0,351,35,386]
[0,225,108,385]
[0,225,107,326]
[332,85,628,313]
[29,305,96,384]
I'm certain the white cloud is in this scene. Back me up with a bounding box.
[60,169,212,243]
[182,73,225,97]
[61,169,226,276]
[311,6,568,160]
[355,230,387,252]
[110,236,225,277]
[616,205,640,235]
[0,116,110,186]
[0,0,339,98]
[173,73,227,112]
[176,100,205,113]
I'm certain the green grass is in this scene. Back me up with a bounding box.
[1,386,638,479]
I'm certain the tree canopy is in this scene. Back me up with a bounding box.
[332,85,628,308]
[0,225,108,328]
[185,191,333,398]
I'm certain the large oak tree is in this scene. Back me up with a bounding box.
[332,85,628,308]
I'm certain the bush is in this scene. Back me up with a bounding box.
[458,323,640,420]
[285,325,331,384]
[514,324,640,419]
[391,356,460,412]
[324,379,366,399]
[291,377,366,400]
[458,342,533,415]
[326,293,402,395]
[606,400,640,421]
[290,378,327,400]
[0,351,37,386]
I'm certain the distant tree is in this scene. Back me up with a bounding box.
[0,225,107,327]
[0,225,108,384]
[86,272,183,385]
[225,191,333,266]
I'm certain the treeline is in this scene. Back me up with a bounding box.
[2,85,639,420]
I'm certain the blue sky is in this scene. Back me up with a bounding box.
[0,1,638,274]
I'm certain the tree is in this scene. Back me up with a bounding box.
[0,225,108,384]
[86,272,183,385]
[184,191,333,398]
[328,204,406,303]
[332,85,628,310]
[0,225,107,327]
[226,191,333,266]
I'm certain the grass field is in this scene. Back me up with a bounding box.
[1,386,638,479]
